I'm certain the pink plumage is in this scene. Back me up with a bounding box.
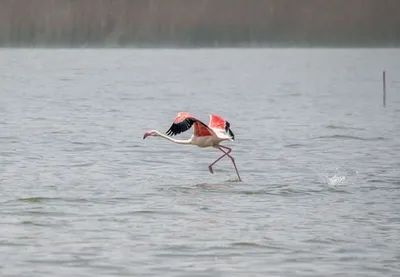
[208,114,226,130]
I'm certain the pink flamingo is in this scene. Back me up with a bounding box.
[143,112,242,181]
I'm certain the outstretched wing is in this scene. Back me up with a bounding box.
[166,112,214,137]
[209,114,235,140]
[225,121,235,140]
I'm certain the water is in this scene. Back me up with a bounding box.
[1,48,400,276]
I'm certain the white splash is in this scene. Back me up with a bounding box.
[327,174,346,186]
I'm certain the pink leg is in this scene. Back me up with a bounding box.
[220,145,242,182]
[208,146,242,181]
[208,147,230,173]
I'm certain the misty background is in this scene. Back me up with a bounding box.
[1,0,399,48]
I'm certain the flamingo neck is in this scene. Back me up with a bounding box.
[156,131,191,145]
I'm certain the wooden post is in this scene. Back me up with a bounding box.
[383,70,386,107]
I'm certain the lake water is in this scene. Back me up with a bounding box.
[1,48,400,276]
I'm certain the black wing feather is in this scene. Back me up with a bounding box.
[225,121,235,140]
[166,117,197,136]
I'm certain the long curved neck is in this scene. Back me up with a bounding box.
[156,131,191,145]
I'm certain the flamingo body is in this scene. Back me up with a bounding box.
[190,135,218,148]
[165,112,234,147]
[143,112,241,181]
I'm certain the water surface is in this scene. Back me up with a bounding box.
[1,48,400,276]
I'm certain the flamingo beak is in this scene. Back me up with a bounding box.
[143,131,151,139]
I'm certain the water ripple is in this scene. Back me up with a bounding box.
[1,48,399,277]
[313,135,386,141]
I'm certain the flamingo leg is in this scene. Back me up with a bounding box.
[208,147,230,174]
[219,145,242,182]
[208,145,242,181]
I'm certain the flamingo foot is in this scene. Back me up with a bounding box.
[208,165,214,174]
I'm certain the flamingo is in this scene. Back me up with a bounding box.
[143,112,242,181]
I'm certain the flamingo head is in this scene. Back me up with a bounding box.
[143,130,159,139]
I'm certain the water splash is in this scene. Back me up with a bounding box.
[315,166,351,188]
[327,174,346,186]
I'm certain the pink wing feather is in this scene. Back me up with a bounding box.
[208,114,235,140]
[166,112,214,137]
[208,114,227,130]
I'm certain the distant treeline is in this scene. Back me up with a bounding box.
[0,0,399,47]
